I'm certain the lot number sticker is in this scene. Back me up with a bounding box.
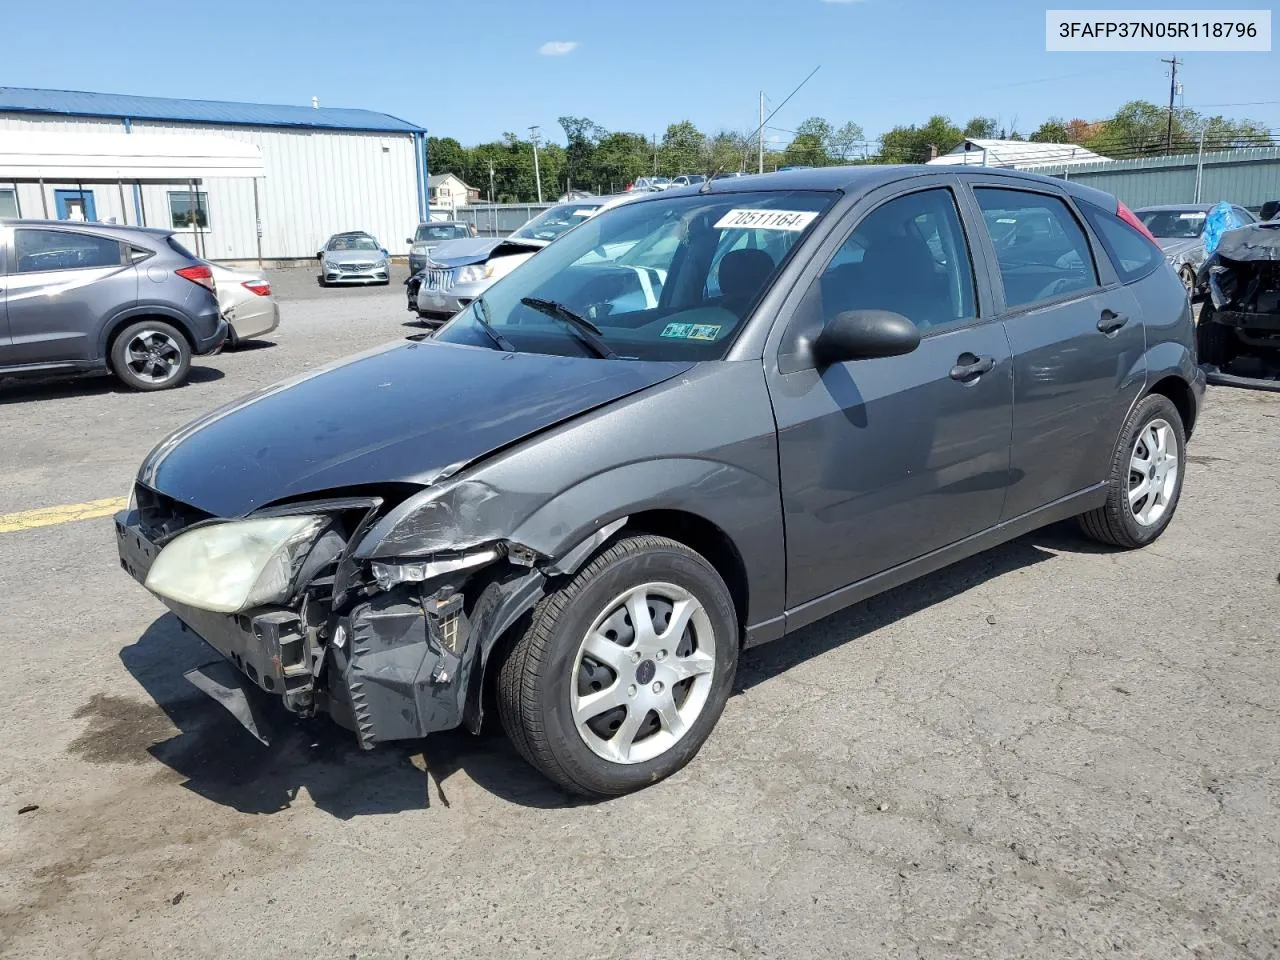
[714,209,818,232]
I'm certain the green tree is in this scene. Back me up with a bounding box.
[963,116,998,139]
[877,115,963,163]
[594,131,653,191]
[827,121,866,162]
[782,117,833,167]
[658,121,706,176]
[1029,118,1072,143]
[1085,100,1174,156]
[558,116,606,193]
[426,136,466,176]
[705,130,750,175]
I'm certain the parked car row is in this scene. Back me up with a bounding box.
[0,219,278,392]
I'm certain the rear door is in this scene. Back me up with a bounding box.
[5,226,134,365]
[0,226,11,361]
[961,179,1146,521]
[766,179,1013,609]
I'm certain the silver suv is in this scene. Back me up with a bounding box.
[0,220,227,391]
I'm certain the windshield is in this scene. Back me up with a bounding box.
[435,189,835,361]
[509,202,603,242]
[327,236,380,251]
[415,224,469,242]
[1137,209,1207,239]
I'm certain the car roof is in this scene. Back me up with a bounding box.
[0,218,174,238]
[418,220,467,226]
[1134,203,1214,213]
[646,164,1117,209]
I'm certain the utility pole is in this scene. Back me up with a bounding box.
[652,133,658,175]
[1161,56,1181,150]
[488,160,495,203]
[758,90,765,174]
[528,125,543,203]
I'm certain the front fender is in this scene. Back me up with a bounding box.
[357,456,784,631]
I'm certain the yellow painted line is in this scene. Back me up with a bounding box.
[0,497,127,534]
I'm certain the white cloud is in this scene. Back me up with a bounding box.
[539,41,579,56]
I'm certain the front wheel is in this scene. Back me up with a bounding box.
[110,321,191,391]
[496,534,738,796]
[1078,393,1186,548]
[1179,264,1196,295]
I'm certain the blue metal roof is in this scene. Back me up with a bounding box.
[0,87,423,134]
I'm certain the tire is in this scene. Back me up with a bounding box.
[1179,264,1196,295]
[109,320,191,391]
[1196,306,1237,369]
[1078,393,1186,549]
[496,534,739,796]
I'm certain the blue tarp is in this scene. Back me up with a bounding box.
[1203,201,1249,256]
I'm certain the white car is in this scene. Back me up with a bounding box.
[209,263,280,346]
[410,193,646,325]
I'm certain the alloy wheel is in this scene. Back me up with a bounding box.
[125,330,183,385]
[1128,418,1179,526]
[570,582,717,764]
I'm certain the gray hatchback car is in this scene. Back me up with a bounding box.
[115,166,1203,796]
[0,220,226,390]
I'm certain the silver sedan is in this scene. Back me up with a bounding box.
[317,232,391,286]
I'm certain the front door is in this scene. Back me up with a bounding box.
[767,184,1013,610]
[964,183,1146,520]
[55,189,97,222]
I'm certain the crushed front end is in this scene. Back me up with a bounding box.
[114,484,548,747]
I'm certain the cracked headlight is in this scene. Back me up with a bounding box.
[371,548,500,591]
[145,515,327,613]
[456,263,492,284]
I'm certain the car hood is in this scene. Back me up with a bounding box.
[426,236,547,267]
[1215,222,1280,262]
[138,339,693,518]
[1155,237,1202,257]
[323,248,385,263]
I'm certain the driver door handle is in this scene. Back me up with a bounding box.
[1098,309,1129,334]
[949,354,995,382]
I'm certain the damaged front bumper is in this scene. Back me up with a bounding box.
[115,504,550,748]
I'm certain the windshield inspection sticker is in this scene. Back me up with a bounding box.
[661,322,722,340]
[714,209,819,232]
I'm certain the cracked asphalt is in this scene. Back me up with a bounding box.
[1,270,1278,959]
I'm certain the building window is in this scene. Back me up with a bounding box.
[0,188,17,218]
[168,190,210,229]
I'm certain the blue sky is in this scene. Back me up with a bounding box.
[5,0,1277,145]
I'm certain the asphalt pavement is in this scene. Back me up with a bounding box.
[0,273,1278,959]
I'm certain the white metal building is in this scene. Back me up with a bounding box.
[927,139,1109,170]
[0,87,429,262]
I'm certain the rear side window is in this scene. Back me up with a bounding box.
[1078,200,1161,283]
[14,229,123,273]
[974,188,1099,309]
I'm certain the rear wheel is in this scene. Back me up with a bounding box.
[1196,306,1238,369]
[110,321,191,391]
[1078,393,1186,548]
[496,534,738,796]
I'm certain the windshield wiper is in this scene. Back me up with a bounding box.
[520,297,617,359]
[472,296,515,352]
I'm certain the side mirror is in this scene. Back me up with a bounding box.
[405,237,413,244]
[316,251,323,260]
[812,310,920,367]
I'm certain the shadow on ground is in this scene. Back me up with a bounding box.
[0,366,225,404]
[105,523,1091,817]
